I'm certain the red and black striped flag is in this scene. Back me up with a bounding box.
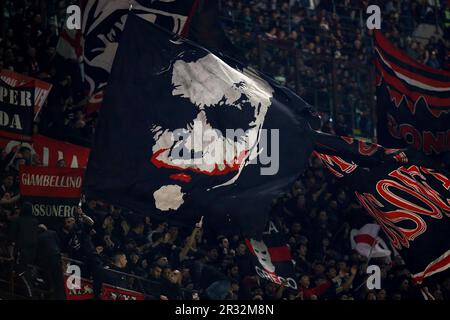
[374,30,450,157]
[246,219,297,290]
[313,131,450,285]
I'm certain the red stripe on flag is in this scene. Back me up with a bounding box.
[181,0,201,36]
[375,61,450,117]
[268,246,292,262]
[374,30,450,78]
[354,234,376,246]
[376,50,450,89]
[412,250,450,284]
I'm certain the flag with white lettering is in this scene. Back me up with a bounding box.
[246,220,297,290]
[0,78,34,141]
[83,14,316,236]
[19,166,85,226]
[313,131,450,284]
[33,135,91,168]
[374,30,450,157]
[0,70,52,118]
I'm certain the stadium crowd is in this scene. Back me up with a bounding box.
[221,0,450,136]
[0,0,450,300]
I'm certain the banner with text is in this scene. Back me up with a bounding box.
[33,134,91,168]
[0,70,52,118]
[101,284,145,300]
[19,166,84,226]
[0,78,34,141]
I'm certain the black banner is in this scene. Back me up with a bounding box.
[19,166,84,227]
[0,78,34,141]
[374,30,450,157]
[313,131,450,284]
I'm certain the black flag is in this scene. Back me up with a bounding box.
[83,14,316,237]
[314,131,450,284]
[246,219,297,290]
[374,30,450,157]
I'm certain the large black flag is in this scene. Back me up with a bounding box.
[83,14,316,237]
[374,30,450,157]
[81,0,241,114]
[314,132,450,284]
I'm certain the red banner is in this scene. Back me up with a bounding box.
[19,166,84,199]
[0,70,52,117]
[33,134,91,168]
[64,276,95,300]
[101,285,145,300]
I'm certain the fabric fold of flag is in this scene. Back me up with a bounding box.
[313,131,450,284]
[374,30,450,156]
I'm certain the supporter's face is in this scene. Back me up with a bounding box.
[298,244,307,256]
[157,257,169,267]
[327,268,337,278]
[131,254,139,264]
[221,238,229,248]
[231,266,239,277]
[292,223,301,233]
[314,264,325,275]
[237,243,247,255]
[208,249,219,261]
[56,159,66,168]
[150,53,273,208]
[152,266,162,279]
[64,218,76,230]
[3,176,13,188]
[319,211,328,222]
[119,255,128,268]
[400,279,409,291]
[367,292,376,300]
[136,224,144,234]
[377,289,386,300]
[163,268,172,279]
[338,262,347,272]
[169,270,181,284]
[300,275,310,288]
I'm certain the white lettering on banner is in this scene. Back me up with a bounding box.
[32,204,76,217]
[42,147,49,166]
[0,111,23,130]
[21,173,82,188]
[255,266,298,290]
[41,147,81,168]
[0,86,33,107]
[263,221,279,235]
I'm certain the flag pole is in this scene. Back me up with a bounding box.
[353,239,377,292]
